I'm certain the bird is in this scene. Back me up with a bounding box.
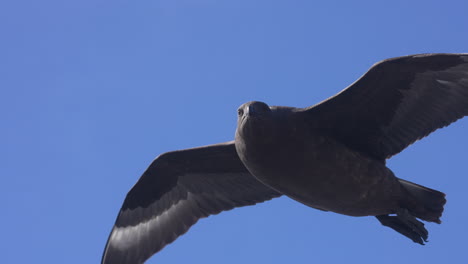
[102,53,468,264]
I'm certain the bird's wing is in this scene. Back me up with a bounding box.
[102,141,280,264]
[302,53,468,160]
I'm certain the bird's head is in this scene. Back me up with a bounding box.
[235,101,274,141]
[237,101,272,120]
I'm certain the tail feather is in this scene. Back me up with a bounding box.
[376,179,445,244]
[398,178,446,223]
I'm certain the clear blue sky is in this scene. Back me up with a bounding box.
[2,1,468,263]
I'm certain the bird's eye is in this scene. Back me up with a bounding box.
[237,108,244,116]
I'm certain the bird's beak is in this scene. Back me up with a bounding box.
[246,105,256,117]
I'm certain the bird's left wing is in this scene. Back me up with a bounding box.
[302,53,468,160]
[102,141,280,264]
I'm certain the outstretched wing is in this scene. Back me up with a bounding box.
[303,53,468,160]
[102,141,280,264]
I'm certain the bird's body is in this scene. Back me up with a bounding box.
[235,105,404,216]
[102,53,468,264]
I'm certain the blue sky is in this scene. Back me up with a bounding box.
[2,1,468,263]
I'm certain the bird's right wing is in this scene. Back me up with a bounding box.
[102,141,280,264]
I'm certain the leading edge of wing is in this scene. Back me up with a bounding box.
[102,141,280,264]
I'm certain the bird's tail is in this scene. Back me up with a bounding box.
[398,178,446,223]
[375,179,446,244]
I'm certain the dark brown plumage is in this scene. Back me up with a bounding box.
[102,53,468,264]
[102,143,280,264]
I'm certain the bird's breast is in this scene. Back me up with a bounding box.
[235,128,401,216]
[235,125,322,183]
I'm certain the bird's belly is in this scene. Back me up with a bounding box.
[240,137,402,217]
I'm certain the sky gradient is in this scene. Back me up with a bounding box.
[2,1,468,263]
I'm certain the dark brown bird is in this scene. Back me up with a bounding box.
[102,53,468,264]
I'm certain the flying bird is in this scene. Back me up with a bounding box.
[102,53,468,264]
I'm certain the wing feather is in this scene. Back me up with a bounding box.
[102,141,280,264]
[303,53,468,160]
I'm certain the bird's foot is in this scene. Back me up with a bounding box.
[376,208,428,245]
